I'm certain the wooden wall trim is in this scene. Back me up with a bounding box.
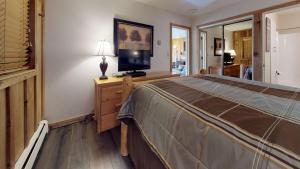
[9,82,25,166]
[253,13,263,81]
[40,0,45,117]
[49,114,93,129]
[169,23,193,75]
[35,0,44,122]
[25,77,36,144]
[0,70,36,90]
[0,90,6,169]
[198,0,300,28]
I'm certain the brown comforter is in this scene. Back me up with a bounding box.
[120,75,300,169]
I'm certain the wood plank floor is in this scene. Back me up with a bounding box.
[33,121,134,169]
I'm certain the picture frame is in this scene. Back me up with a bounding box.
[214,38,224,56]
[114,18,154,57]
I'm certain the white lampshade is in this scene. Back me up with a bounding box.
[97,40,114,56]
[228,49,236,56]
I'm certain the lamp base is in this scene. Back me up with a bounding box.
[99,56,108,80]
[99,75,108,80]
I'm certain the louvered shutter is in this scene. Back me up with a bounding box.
[0,0,31,75]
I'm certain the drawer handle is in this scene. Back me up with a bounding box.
[116,90,123,94]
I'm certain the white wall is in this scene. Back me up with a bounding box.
[44,0,191,123]
[191,0,293,74]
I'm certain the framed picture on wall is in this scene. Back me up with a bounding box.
[214,38,224,56]
[114,18,154,57]
[266,17,271,52]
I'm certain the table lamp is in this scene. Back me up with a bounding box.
[96,40,114,80]
[228,49,236,57]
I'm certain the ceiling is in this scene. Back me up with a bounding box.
[136,0,244,16]
[224,20,253,32]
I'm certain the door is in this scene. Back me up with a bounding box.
[273,31,300,88]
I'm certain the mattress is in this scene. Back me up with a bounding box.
[120,75,300,169]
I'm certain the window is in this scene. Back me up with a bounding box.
[0,0,33,75]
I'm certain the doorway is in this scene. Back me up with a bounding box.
[264,5,300,88]
[170,24,191,76]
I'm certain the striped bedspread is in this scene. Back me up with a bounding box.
[119,75,300,169]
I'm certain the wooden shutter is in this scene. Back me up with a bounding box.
[0,0,31,75]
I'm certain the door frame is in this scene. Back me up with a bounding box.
[170,23,192,75]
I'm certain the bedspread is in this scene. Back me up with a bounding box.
[119,75,300,169]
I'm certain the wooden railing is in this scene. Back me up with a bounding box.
[0,70,42,169]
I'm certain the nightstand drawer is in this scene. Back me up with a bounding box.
[101,99,122,115]
[100,112,120,132]
[101,85,123,101]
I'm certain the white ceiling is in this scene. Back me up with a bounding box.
[136,0,245,16]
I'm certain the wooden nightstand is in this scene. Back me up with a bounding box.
[94,71,179,133]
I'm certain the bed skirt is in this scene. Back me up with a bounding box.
[128,121,167,169]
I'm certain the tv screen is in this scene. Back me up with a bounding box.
[224,52,232,64]
[118,50,151,71]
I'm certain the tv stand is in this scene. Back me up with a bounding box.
[126,71,146,77]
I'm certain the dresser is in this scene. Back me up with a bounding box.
[94,72,180,133]
[224,64,240,78]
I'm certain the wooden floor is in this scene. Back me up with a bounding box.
[33,121,134,169]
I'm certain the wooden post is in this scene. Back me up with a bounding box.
[0,89,6,169]
[120,122,128,156]
[120,76,133,156]
[9,82,25,165]
[35,0,44,127]
[253,12,263,81]
[25,77,36,144]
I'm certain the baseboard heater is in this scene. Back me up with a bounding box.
[15,120,49,169]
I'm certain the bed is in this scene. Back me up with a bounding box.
[119,74,300,169]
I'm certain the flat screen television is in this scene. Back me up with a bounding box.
[224,52,234,65]
[118,49,151,72]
